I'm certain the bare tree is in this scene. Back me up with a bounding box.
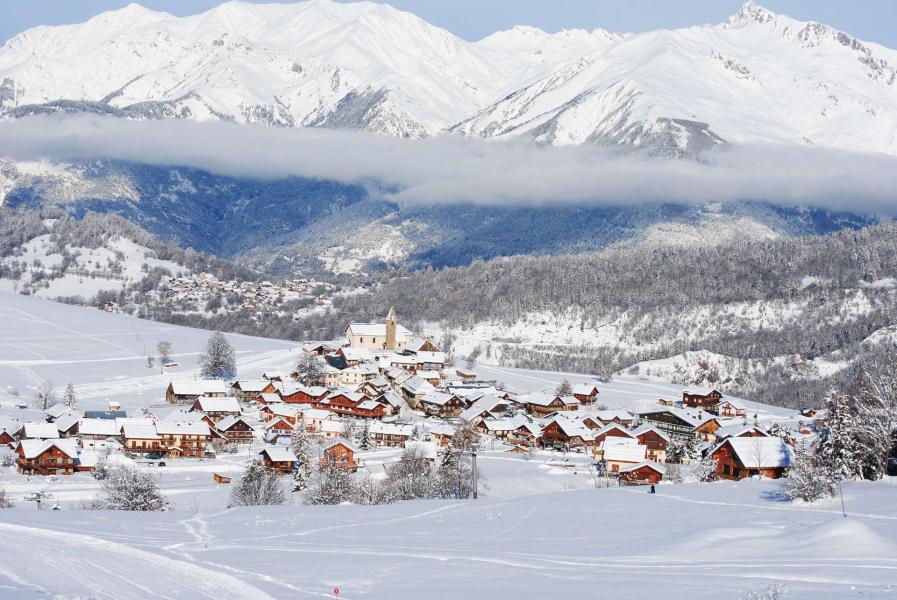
[102,465,167,511]
[157,340,173,364]
[230,460,285,506]
[34,380,54,410]
[295,353,325,386]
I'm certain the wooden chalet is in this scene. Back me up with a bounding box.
[711,437,793,480]
[191,396,241,422]
[258,447,297,476]
[369,422,415,447]
[231,380,276,402]
[572,383,600,404]
[419,392,466,418]
[597,437,647,472]
[618,461,665,485]
[540,418,595,448]
[682,388,723,410]
[593,423,635,446]
[280,385,330,405]
[166,380,228,404]
[632,425,670,463]
[264,416,295,441]
[321,439,359,471]
[638,409,700,441]
[16,439,78,476]
[120,423,162,454]
[525,395,580,417]
[155,421,210,458]
[716,398,747,418]
[216,416,255,444]
[692,417,723,443]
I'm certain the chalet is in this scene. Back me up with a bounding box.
[477,417,524,440]
[711,437,793,480]
[321,439,359,471]
[316,392,387,419]
[510,421,543,447]
[320,419,346,439]
[191,396,241,422]
[212,473,232,484]
[16,439,78,476]
[120,423,162,454]
[572,383,600,404]
[459,405,499,425]
[44,403,73,422]
[713,424,769,444]
[255,392,283,406]
[409,337,440,352]
[682,388,723,410]
[54,413,81,438]
[302,341,341,356]
[215,416,255,444]
[716,398,747,418]
[345,308,414,351]
[261,404,305,424]
[22,422,60,440]
[155,421,210,458]
[231,380,276,402]
[595,410,635,428]
[597,437,647,472]
[300,408,338,433]
[580,415,603,430]
[455,369,477,382]
[618,461,666,485]
[334,346,373,367]
[638,408,700,441]
[369,421,415,447]
[417,370,442,386]
[419,392,465,418]
[426,423,456,448]
[382,353,418,372]
[78,418,120,441]
[373,390,404,416]
[166,380,228,404]
[524,395,579,417]
[401,376,436,408]
[540,418,595,448]
[280,384,331,405]
[413,351,447,371]
[692,417,724,443]
[264,417,295,442]
[632,425,670,463]
[258,447,297,475]
[592,423,636,446]
[0,427,16,447]
[800,408,817,418]
[386,367,414,389]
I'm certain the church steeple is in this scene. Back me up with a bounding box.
[385,306,397,350]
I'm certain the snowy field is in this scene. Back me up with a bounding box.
[0,292,894,599]
[0,478,895,599]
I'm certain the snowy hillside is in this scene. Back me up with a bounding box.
[1,1,896,156]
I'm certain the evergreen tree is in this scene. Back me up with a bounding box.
[200,331,237,380]
[62,382,78,409]
[357,420,373,451]
[290,427,313,492]
[817,388,863,481]
[230,460,285,507]
[295,353,325,386]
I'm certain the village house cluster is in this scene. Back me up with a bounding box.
[1,310,798,486]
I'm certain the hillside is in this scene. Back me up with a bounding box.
[1,2,896,156]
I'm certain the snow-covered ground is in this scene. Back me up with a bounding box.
[0,291,298,411]
[0,477,895,599]
[0,292,893,599]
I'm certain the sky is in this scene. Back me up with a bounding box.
[2,0,897,48]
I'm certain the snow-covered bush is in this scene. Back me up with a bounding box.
[102,465,168,511]
[290,428,313,492]
[306,456,357,505]
[230,460,285,507]
[742,582,785,599]
[692,455,718,482]
[0,485,13,509]
[779,445,834,503]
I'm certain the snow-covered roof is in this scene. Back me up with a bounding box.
[45,402,73,420]
[257,392,282,404]
[321,420,346,434]
[265,417,295,430]
[23,422,60,439]
[155,421,211,436]
[54,412,81,433]
[120,423,160,440]
[18,438,78,459]
[600,437,646,463]
[618,460,666,475]
[216,415,255,431]
[323,438,358,453]
[232,380,272,393]
[301,408,335,420]
[715,424,769,440]
[572,383,599,395]
[402,377,435,396]
[524,394,579,407]
[259,446,297,462]
[170,380,229,395]
[719,437,793,469]
[356,399,383,411]
[193,396,241,413]
[631,424,671,443]
[420,391,454,406]
[596,409,634,422]
[595,422,635,438]
[375,390,404,407]
[346,322,412,337]
[340,346,374,361]
[414,351,445,364]
[78,418,119,437]
[370,421,415,436]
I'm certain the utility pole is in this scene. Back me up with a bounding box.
[471,448,478,500]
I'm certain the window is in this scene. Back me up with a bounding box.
[723,464,731,475]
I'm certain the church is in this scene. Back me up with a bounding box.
[345,307,415,350]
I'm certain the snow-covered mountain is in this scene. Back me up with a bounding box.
[1,1,896,156]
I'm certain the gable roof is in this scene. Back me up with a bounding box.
[193,396,241,413]
[717,437,794,469]
[618,460,667,475]
[18,439,79,459]
[155,421,211,436]
[78,418,120,437]
[232,380,272,393]
[346,322,413,338]
[600,437,646,463]
[259,446,297,463]
[23,422,60,439]
[169,380,229,396]
[216,415,256,432]
[631,424,671,443]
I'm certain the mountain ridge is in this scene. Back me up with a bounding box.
[1,1,896,156]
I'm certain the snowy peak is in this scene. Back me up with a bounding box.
[1,1,897,156]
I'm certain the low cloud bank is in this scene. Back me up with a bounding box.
[1,114,896,214]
